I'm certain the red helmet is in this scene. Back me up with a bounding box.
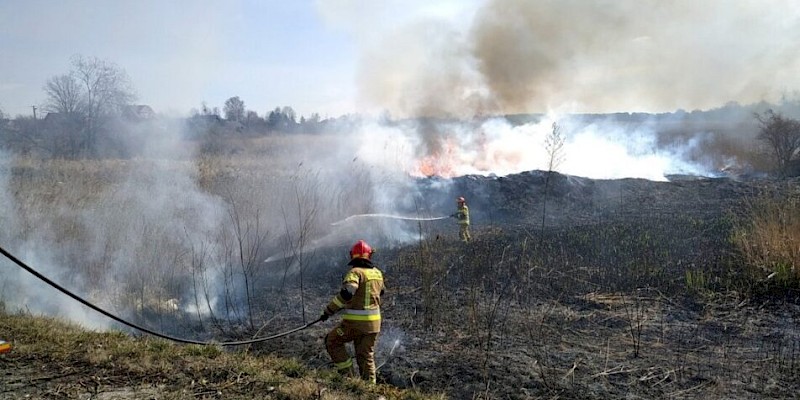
[349,240,373,259]
[457,196,466,203]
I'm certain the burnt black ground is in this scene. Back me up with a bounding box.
[5,170,800,399]
[251,171,800,399]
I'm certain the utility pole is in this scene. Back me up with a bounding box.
[32,106,39,150]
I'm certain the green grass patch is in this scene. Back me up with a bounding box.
[0,310,443,400]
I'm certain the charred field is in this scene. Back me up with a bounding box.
[2,155,800,399]
[262,171,800,399]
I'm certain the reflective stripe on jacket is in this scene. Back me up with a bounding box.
[457,205,470,225]
[324,259,385,332]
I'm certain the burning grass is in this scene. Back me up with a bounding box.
[3,135,800,398]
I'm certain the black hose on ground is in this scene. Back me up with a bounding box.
[0,244,321,346]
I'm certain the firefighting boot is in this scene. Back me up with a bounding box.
[334,358,356,378]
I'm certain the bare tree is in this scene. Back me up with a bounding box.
[72,55,135,116]
[43,74,84,114]
[545,122,566,172]
[39,56,136,157]
[223,96,246,122]
[70,55,136,156]
[279,168,322,323]
[540,122,566,238]
[755,110,800,175]
[225,198,270,330]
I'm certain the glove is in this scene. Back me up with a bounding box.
[319,313,330,322]
[450,213,457,218]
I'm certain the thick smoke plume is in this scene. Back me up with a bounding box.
[3,0,798,333]
[352,0,800,117]
[321,0,800,179]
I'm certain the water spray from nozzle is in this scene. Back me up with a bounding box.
[331,213,450,226]
[377,338,402,372]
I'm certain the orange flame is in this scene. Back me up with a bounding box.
[408,129,527,178]
[410,137,459,178]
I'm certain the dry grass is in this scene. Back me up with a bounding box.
[733,188,800,283]
[0,310,443,399]
[5,133,800,398]
[0,141,447,398]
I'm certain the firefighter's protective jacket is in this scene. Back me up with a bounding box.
[323,258,384,333]
[456,204,470,225]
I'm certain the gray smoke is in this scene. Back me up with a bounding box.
[0,113,453,331]
[344,0,800,117]
[0,120,230,329]
[319,0,800,179]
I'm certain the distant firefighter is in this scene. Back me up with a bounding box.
[319,240,385,384]
[451,196,471,242]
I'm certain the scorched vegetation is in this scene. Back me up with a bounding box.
[1,118,800,399]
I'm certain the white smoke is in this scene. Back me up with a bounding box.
[318,0,799,180]
[4,0,794,332]
[352,113,716,180]
[0,119,235,329]
[0,152,111,329]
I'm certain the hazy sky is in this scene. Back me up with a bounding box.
[0,0,476,118]
[1,0,799,119]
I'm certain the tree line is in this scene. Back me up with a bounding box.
[190,99,331,136]
[0,55,347,159]
[2,55,800,177]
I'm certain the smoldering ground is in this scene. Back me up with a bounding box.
[5,0,799,333]
[0,105,793,338]
[1,2,799,397]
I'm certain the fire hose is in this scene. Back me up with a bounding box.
[0,244,322,346]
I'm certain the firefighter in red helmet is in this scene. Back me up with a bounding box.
[320,240,385,384]
[451,196,471,242]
